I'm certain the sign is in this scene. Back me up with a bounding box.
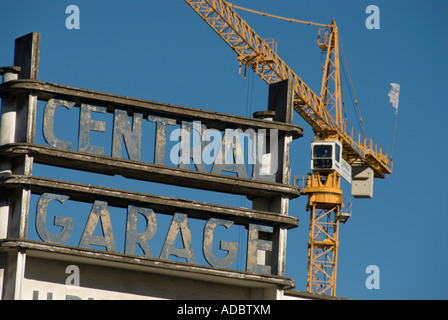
[33,191,275,273]
[339,158,352,184]
[41,98,282,181]
[0,33,302,299]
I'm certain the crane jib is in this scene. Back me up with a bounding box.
[184,0,392,178]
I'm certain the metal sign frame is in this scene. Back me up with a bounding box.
[0,33,303,300]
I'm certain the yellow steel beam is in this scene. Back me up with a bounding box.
[185,0,393,177]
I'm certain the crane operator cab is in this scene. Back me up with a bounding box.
[311,140,342,172]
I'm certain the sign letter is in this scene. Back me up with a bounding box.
[211,128,247,178]
[202,129,222,166]
[125,204,157,257]
[36,192,73,244]
[178,121,207,172]
[247,222,273,274]
[203,218,238,268]
[43,99,75,149]
[253,129,278,181]
[160,213,196,264]
[112,108,143,161]
[147,115,177,165]
[79,200,117,252]
[79,104,106,155]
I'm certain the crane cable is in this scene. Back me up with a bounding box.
[229,1,367,138]
[227,2,332,28]
[339,37,367,138]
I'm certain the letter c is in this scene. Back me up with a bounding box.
[43,99,75,149]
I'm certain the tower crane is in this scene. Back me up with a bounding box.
[184,0,393,296]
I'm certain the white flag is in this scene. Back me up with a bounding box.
[388,83,400,110]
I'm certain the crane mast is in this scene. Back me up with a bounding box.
[185,0,393,296]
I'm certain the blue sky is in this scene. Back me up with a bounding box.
[1,0,447,300]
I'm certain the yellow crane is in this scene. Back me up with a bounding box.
[185,0,393,296]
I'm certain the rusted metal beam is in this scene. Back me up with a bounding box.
[0,239,296,290]
[0,143,300,199]
[0,79,304,139]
